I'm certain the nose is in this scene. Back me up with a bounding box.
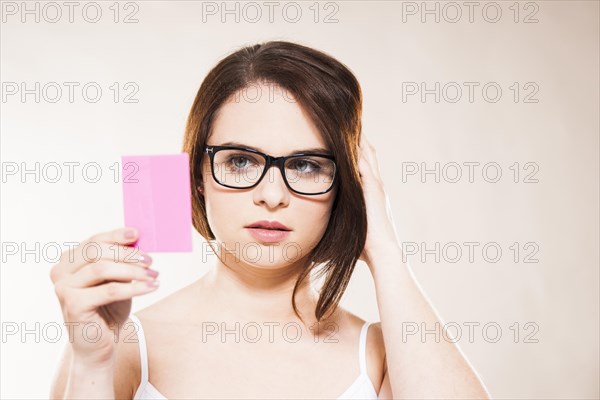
[253,164,290,209]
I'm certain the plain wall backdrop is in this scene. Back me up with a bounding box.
[1,1,598,399]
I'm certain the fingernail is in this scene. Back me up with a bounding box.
[146,280,160,287]
[138,253,153,265]
[146,269,159,278]
[124,229,137,239]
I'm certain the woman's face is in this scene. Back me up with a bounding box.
[200,82,337,268]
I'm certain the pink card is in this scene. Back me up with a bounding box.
[121,153,193,252]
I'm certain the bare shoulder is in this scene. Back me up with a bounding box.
[113,315,146,399]
[114,282,201,399]
[336,307,387,392]
[368,321,387,377]
[132,280,203,327]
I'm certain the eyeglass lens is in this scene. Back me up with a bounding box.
[211,149,335,194]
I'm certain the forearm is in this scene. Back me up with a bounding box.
[61,357,116,400]
[371,244,491,399]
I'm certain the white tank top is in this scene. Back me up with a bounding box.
[128,314,379,399]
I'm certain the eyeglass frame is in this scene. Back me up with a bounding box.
[203,144,337,195]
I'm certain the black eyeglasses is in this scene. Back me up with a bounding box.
[203,145,337,195]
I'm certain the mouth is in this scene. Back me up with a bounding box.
[246,227,289,232]
[245,220,292,231]
[245,221,292,243]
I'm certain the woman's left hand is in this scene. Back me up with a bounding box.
[357,134,401,269]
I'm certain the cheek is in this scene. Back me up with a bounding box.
[296,196,336,243]
[204,190,240,240]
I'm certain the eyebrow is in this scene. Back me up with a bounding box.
[218,141,332,156]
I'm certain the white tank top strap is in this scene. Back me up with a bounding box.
[128,314,149,384]
[358,321,372,375]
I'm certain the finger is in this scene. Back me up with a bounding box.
[88,227,140,249]
[363,138,383,180]
[358,149,375,181]
[78,280,160,309]
[358,140,381,181]
[358,134,367,161]
[58,242,151,277]
[51,243,150,285]
[67,262,158,288]
[369,145,383,179]
[59,229,150,273]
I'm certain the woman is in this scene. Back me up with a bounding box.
[49,41,490,399]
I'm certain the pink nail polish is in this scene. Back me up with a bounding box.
[138,253,153,265]
[146,269,159,278]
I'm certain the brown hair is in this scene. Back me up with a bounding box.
[182,40,367,323]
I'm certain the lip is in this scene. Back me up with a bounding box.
[246,228,291,243]
[245,220,292,231]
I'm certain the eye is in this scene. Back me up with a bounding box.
[288,158,321,173]
[230,156,250,169]
[227,154,257,169]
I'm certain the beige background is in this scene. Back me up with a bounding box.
[1,1,598,398]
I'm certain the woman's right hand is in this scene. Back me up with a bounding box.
[49,227,159,366]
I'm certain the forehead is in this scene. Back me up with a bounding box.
[208,82,329,156]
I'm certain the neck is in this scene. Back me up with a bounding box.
[202,249,321,324]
